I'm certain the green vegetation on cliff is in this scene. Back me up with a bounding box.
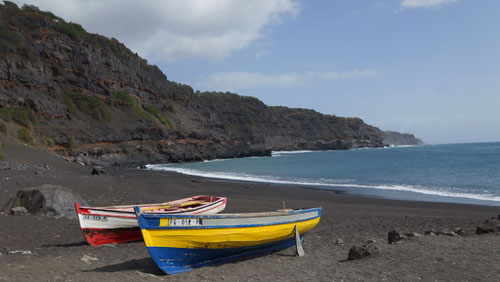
[0,107,37,129]
[111,90,153,121]
[62,92,111,123]
[16,127,33,144]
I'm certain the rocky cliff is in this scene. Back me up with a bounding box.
[0,3,409,166]
[383,131,424,146]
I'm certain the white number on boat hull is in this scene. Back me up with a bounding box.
[168,219,202,226]
[83,214,108,221]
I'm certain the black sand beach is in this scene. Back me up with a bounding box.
[1,137,499,281]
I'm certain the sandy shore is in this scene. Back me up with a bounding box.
[1,137,499,281]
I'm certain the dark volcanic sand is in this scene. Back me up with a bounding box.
[1,136,499,281]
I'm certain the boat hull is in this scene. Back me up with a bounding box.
[76,196,227,246]
[136,207,321,274]
[147,237,299,274]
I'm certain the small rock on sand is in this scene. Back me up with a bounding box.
[405,232,422,238]
[347,245,378,260]
[388,230,404,244]
[11,206,28,215]
[425,230,437,236]
[436,229,457,236]
[91,166,105,175]
[8,250,32,255]
[80,254,98,264]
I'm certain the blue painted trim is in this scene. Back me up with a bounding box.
[146,236,303,274]
[141,207,321,219]
[140,215,320,230]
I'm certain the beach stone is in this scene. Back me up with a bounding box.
[366,238,384,244]
[7,250,32,255]
[476,218,500,235]
[1,184,88,219]
[335,238,344,245]
[404,232,422,238]
[388,230,403,244]
[91,166,105,175]
[347,245,378,260]
[425,230,437,236]
[11,206,28,215]
[436,229,457,236]
[80,254,98,264]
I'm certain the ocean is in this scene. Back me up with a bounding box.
[147,142,500,206]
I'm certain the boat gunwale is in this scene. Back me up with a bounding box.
[77,196,226,213]
[137,207,321,219]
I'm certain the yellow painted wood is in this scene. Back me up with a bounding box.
[141,217,320,249]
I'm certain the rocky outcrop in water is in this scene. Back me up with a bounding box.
[383,131,424,146]
[0,4,418,166]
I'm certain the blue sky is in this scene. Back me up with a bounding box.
[11,0,500,144]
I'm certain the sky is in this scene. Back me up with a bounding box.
[9,0,500,144]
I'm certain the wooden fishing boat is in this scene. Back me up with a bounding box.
[75,195,227,246]
[135,206,321,274]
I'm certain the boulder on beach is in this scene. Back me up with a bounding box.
[1,184,88,219]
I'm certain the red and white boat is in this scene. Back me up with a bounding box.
[75,195,227,246]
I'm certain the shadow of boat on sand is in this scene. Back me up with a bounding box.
[82,258,165,276]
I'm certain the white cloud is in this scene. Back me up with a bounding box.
[11,0,299,62]
[199,69,378,91]
[400,0,457,9]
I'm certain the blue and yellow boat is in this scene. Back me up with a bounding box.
[134,206,321,274]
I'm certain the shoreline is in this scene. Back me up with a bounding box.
[136,168,500,212]
[145,166,500,207]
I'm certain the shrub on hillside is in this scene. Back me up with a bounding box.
[167,100,176,113]
[0,26,21,46]
[111,90,152,120]
[68,136,77,151]
[3,1,19,9]
[0,107,37,129]
[166,118,176,130]
[17,127,33,144]
[62,92,111,123]
[0,122,7,134]
[21,4,62,21]
[53,21,88,41]
[0,26,39,61]
[40,136,54,147]
[241,106,255,125]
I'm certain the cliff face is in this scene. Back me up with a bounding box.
[383,131,424,146]
[0,4,388,166]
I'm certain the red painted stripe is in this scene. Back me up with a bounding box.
[80,227,142,246]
